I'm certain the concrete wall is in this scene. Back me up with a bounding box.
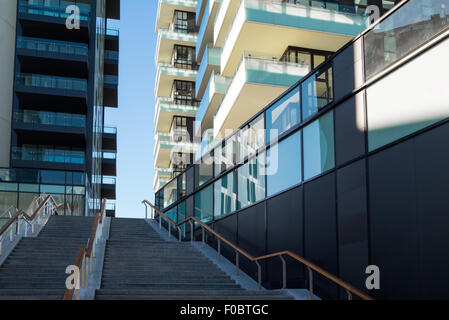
[0,1,17,167]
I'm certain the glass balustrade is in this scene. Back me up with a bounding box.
[15,73,87,91]
[12,147,85,164]
[17,37,88,56]
[14,110,86,128]
[18,0,90,20]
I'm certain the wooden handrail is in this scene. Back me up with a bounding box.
[63,246,85,300]
[0,195,56,237]
[64,198,108,300]
[143,200,373,301]
[86,198,107,258]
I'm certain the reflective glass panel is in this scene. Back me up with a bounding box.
[303,111,335,180]
[214,171,237,219]
[238,153,266,209]
[267,131,302,197]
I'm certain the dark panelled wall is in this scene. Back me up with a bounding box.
[369,122,449,299]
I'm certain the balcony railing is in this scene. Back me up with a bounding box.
[14,110,86,128]
[12,147,85,164]
[103,126,117,134]
[104,75,119,85]
[17,37,88,56]
[104,50,119,61]
[18,0,90,21]
[15,73,87,92]
[106,28,120,37]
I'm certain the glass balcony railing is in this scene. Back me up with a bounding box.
[15,73,87,91]
[195,72,231,132]
[196,44,221,96]
[18,0,90,20]
[103,126,117,134]
[17,37,88,56]
[14,110,86,128]
[12,147,85,164]
[102,150,117,160]
[104,50,119,61]
[102,176,116,185]
[106,28,120,37]
[104,75,119,85]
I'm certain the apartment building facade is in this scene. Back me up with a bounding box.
[155,0,449,299]
[153,0,399,190]
[0,0,120,217]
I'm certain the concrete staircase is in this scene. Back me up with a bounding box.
[0,216,94,300]
[95,218,293,300]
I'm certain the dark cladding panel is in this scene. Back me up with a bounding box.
[336,160,369,297]
[238,202,267,283]
[186,165,195,196]
[414,123,449,299]
[304,173,338,299]
[214,214,238,264]
[266,185,304,289]
[335,93,366,166]
[368,139,419,299]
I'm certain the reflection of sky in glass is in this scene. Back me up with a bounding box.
[267,131,302,197]
[303,111,335,180]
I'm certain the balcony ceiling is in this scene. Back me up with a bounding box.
[221,22,354,77]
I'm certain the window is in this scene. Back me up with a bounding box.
[214,136,237,175]
[195,152,213,188]
[266,88,300,143]
[267,131,302,197]
[238,153,266,209]
[214,171,237,219]
[303,111,335,180]
[194,184,213,224]
[238,114,265,163]
[163,179,178,208]
[301,64,333,120]
[172,80,196,106]
[173,10,188,33]
[172,45,197,70]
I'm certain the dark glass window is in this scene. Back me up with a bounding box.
[172,45,197,70]
[173,10,188,33]
[172,80,196,106]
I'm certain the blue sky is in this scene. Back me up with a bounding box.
[105,1,158,218]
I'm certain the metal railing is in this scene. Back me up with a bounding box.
[143,199,373,300]
[64,198,107,300]
[0,195,59,256]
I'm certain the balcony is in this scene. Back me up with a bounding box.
[12,147,85,171]
[195,72,231,135]
[156,0,197,32]
[17,0,90,42]
[196,44,221,99]
[220,0,368,76]
[196,0,222,62]
[155,97,199,132]
[214,52,311,138]
[105,201,116,218]
[156,28,198,65]
[106,27,120,52]
[14,110,86,128]
[104,75,119,108]
[101,150,117,176]
[155,63,198,97]
[103,126,117,151]
[154,132,198,168]
[18,0,90,21]
[15,73,87,94]
[214,0,241,47]
[101,176,116,200]
[105,50,119,75]
[16,36,88,58]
